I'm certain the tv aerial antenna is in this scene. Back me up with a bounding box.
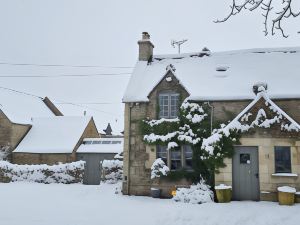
[171,39,188,54]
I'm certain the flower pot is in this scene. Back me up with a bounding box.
[150,188,161,198]
[215,184,232,203]
[277,186,296,206]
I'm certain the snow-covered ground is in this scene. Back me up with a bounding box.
[1,182,299,225]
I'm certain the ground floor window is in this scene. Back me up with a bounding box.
[274,146,291,173]
[156,145,193,171]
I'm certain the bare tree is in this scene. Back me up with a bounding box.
[215,0,300,38]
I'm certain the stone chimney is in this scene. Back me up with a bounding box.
[138,32,154,61]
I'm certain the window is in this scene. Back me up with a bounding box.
[157,146,167,165]
[240,154,250,164]
[156,145,193,171]
[184,145,193,170]
[170,148,182,170]
[275,146,291,173]
[112,141,122,144]
[159,93,179,119]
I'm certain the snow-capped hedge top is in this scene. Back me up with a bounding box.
[123,47,300,102]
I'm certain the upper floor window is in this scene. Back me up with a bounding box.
[275,146,291,173]
[159,93,179,119]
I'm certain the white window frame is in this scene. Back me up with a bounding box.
[158,93,180,119]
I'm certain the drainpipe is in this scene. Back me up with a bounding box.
[206,101,214,134]
[126,103,133,195]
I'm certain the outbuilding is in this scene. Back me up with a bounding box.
[76,137,123,184]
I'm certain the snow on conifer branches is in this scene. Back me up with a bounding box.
[143,100,207,147]
[151,158,170,179]
[173,178,214,204]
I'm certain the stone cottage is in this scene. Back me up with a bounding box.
[13,116,99,165]
[0,88,62,160]
[122,32,300,201]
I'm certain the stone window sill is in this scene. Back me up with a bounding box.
[271,173,298,177]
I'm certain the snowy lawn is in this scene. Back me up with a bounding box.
[1,183,300,225]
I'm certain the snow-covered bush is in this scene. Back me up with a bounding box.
[173,179,214,204]
[0,146,10,161]
[151,158,170,179]
[0,161,85,184]
[102,160,123,184]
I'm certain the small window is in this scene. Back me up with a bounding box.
[92,141,101,144]
[184,145,193,170]
[101,141,111,144]
[240,154,250,164]
[159,93,179,119]
[170,149,182,170]
[83,141,92,145]
[112,141,122,144]
[275,146,291,173]
[157,146,167,165]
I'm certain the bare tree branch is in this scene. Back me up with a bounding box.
[215,0,300,38]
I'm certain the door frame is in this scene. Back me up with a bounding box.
[232,145,260,201]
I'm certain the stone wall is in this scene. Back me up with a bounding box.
[12,153,74,165]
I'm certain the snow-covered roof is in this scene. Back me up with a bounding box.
[0,88,56,124]
[14,116,93,153]
[77,137,123,154]
[123,47,300,102]
[202,89,300,154]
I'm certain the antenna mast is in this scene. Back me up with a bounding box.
[171,39,188,54]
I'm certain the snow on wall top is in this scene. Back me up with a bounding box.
[0,88,55,124]
[123,47,300,102]
[14,116,92,153]
[77,137,123,154]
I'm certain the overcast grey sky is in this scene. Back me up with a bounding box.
[0,0,299,133]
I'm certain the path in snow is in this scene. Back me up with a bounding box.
[0,182,299,225]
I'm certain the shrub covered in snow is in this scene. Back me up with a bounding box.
[151,158,170,179]
[0,161,85,183]
[102,160,123,184]
[0,146,10,161]
[173,179,214,204]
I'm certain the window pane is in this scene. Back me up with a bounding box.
[159,95,169,118]
[275,146,291,173]
[170,94,179,118]
[184,145,193,170]
[157,145,167,165]
[170,149,181,170]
